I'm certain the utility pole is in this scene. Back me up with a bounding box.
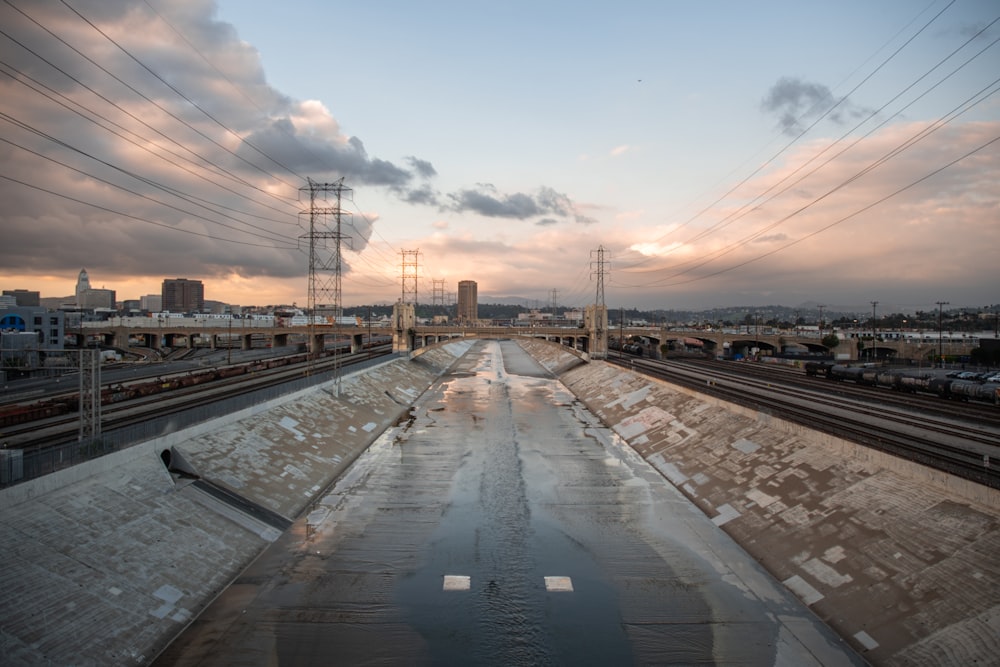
[619,306,624,359]
[817,304,825,336]
[870,300,878,363]
[78,347,100,444]
[299,177,352,381]
[936,301,949,367]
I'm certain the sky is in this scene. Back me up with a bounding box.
[1,0,998,314]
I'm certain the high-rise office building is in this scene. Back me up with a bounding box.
[2,289,40,307]
[162,278,205,313]
[457,280,478,322]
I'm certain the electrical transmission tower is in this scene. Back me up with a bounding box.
[589,245,610,358]
[401,249,421,306]
[591,245,608,311]
[549,288,559,312]
[300,177,352,370]
[432,278,446,308]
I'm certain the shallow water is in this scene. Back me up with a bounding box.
[154,340,825,665]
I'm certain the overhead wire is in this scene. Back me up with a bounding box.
[57,0,304,193]
[616,79,1000,290]
[618,16,1000,286]
[0,59,300,226]
[650,131,1000,289]
[0,118,301,247]
[613,0,959,274]
[0,171,297,249]
[4,0,300,205]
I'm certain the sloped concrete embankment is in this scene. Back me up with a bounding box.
[542,347,999,667]
[0,341,474,667]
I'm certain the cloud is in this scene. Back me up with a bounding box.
[761,77,872,136]
[615,120,1000,307]
[405,156,437,179]
[0,0,430,290]
[445,183,596,224]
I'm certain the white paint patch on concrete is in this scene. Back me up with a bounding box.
[154,585,183,605]
[853,630,879,650]
[648,454,689,486]
[362,422,377,432]
[443,575,470,591]
[544,576,574,592]
[278,416,302,437]
[823,546,847,564]
[712,503,741,526]
[732,438,760,454]
[613,405,675,440]
[783,575,824,606]
[746,487,780,508]
[802,558,853,588]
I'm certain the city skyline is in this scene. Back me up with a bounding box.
[1,1,998,312]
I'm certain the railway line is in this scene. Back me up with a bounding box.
[1,346,393,452]
[610,356,1000,489]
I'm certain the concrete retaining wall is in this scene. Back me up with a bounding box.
[1,338,996,666]
[547,347,1000,667]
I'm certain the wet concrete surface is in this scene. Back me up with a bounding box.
[153,340,861,666]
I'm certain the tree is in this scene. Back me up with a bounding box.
[822,333,840,349]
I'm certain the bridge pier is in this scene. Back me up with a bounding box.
[393,301,416,353]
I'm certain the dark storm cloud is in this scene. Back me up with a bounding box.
[0,0,441,285]
[445,183,593,223]
[761,77,871,136]
[239,121,413,188]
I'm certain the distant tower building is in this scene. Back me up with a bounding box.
[2,289,40,307]
[140,294,162,313]
[457,280,478,322]
[75,268,91,307]
[162,278,205,313]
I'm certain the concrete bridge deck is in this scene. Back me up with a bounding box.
[0,339,997,665]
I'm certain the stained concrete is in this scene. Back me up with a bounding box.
[0,337,996,666]
[534,340,1000,667]
[0,342,473,666]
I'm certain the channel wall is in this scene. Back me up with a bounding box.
[0,338,997,666]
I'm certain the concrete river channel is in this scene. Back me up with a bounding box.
[153,340,861,666]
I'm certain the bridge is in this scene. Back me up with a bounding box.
[77,303,985,364]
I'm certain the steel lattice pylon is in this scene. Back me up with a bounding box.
[401,249,420,306]
[300,178,352,382]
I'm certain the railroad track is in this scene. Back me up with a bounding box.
[3,347,392,450]
[610,356,1000,489]
[683,357,1000,424]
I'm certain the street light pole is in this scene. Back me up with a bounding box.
[936,301,949,368]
